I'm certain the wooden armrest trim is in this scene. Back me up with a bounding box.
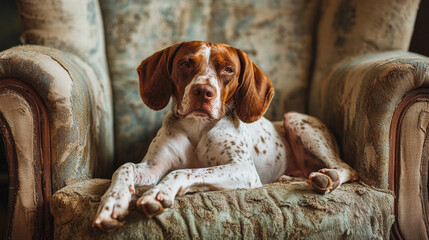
[389,88,429,239]
[0,79,51,239]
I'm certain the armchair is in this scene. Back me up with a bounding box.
[0,0,426,239]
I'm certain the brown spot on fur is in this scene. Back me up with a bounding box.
[260,136,265,143]
[254,145,260,155]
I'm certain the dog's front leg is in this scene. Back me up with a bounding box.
[137,147,262,218]
[93,125,193,231]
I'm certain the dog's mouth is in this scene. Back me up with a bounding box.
[178,108,219,120]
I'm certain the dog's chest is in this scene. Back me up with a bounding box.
[180,115,288,184]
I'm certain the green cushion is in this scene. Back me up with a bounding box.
[51,179,394,239]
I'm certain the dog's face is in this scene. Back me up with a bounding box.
[137,41,274,123]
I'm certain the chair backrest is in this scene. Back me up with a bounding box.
[99,0,321,165]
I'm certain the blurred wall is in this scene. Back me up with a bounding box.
[410,0,429,57]
[0,0,22,51]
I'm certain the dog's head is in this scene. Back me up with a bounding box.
[137,41,274,123]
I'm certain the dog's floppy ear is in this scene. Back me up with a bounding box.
[137,43,184,110]
[234,48,274,123]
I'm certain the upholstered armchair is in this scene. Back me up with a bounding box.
[0,0,427,239]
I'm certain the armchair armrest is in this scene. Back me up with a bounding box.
[309,51,429,188]
[309,51,429,239]
[0,45,114,191]
[309,50,429,188]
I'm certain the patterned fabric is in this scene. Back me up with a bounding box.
[99,0,320,165]
[4,0,424,238]
[307,0,422,188]
[0,45,114,191]
[310,51,429,188]
[51,179,394,239]
[13,0,114,186]
[310,0,421,114]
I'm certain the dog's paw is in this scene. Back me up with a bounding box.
[92,187,134,231]
[308,168,341,194]
[136,187,174,218]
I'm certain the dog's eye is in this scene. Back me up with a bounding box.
[223,67,233,73]
[181,61,191,68]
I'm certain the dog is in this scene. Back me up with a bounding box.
[93,41,358,231]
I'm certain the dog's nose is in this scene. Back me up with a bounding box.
[191,85,215,100]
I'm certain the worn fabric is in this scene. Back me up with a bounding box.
[397,101,429,239]
[99,0,320,165]
[51,179,394,239]
[310,0,420,113]
[0,91,37,238]
[2,0,425,238]
[0,45,114,190]
[309,0,421,180]
[17,0,109,84]
[309,51,429,188]
[15,0,114,180]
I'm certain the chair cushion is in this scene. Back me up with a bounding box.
[51,179,394,239]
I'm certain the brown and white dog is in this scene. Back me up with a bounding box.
[93,41,358,231]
